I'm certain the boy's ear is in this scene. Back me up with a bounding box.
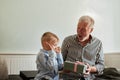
[42,41,46,45]
[43,41,49,45]
[43,41,47,44]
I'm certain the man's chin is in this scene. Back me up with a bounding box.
[78,36,86,42]
[79,38,86,42]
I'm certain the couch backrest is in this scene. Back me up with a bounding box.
[104,53,120,70]
[0,57,8,80]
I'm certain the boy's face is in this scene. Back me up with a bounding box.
[43,36,58,50]
[48,37,58,48]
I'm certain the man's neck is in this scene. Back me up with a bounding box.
[79,36,91,46]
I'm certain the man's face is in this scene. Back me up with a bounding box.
[77,21,93,42]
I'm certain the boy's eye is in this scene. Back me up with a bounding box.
[53,43,57,46]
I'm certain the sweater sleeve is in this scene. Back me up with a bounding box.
[36,50,57,71]
[95,43,105,75]
[56,53,63,70]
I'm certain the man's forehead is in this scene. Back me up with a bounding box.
[80,18,91,23]
[79,20,91,25]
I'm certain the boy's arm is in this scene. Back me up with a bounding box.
[36,50,57,71]
[56,53,63,70]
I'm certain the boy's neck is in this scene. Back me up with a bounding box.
[43,47,51,51]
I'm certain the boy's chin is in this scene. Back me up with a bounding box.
[43,48,51,51]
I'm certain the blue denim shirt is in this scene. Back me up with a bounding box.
[34,49,63,80]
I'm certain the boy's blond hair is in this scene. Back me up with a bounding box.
[41,32,59,44]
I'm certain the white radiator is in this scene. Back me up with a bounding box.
[0,54,37,75]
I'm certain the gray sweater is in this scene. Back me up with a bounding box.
[61,34,104,80]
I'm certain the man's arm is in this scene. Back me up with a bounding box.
[61,38,69,61]
[94,43,104,74]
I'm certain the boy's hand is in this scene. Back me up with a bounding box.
[54,47,61,53]
[46,42,61,53]
[46,42,55,50]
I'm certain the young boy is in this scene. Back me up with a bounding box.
[34,32,63,80]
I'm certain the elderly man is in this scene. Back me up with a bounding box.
[61,15,104,80]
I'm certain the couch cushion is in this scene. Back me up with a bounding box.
[20,70,37,80]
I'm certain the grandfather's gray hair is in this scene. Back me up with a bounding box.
[78,15,94,27]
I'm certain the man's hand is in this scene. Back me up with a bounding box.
[83,63,97,77]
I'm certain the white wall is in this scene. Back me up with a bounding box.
[0,0,120,54]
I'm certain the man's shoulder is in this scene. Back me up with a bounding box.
[92,35,102,44]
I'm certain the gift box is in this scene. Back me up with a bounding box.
[63,61,87,74]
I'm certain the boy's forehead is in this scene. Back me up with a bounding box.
[42,34,59,42]
[50,36,58,41]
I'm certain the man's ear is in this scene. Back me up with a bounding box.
[90,28,93,33]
